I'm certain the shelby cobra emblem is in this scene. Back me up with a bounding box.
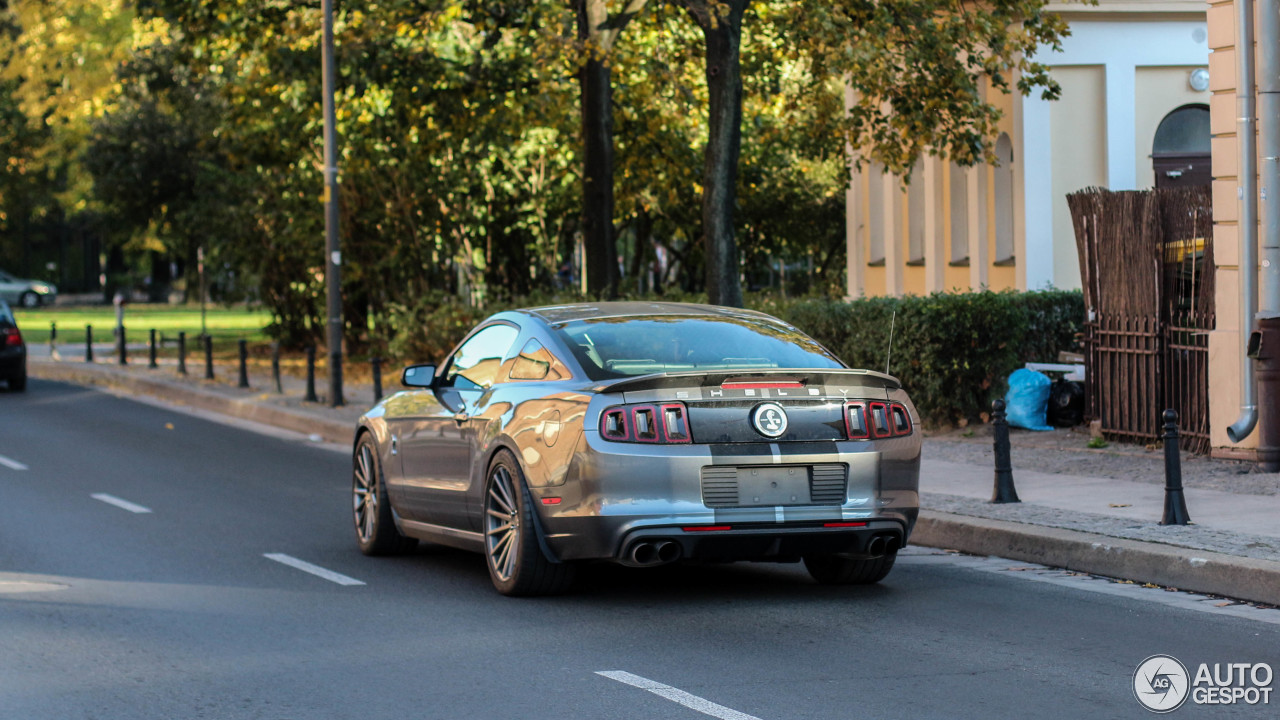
[751,402,789,438]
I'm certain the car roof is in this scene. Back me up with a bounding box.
[515,301,778,325]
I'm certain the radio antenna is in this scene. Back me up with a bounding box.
[884,310,897,376]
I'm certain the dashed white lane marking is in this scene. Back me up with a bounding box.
[0,453,29,471]
[90,493,152,514]
[263,553,365,586]
[596,670,763,720]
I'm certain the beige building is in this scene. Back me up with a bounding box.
[846,0,1211,299]
[1205,0,1277,460]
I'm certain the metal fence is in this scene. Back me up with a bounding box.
[1068,187,1213,453]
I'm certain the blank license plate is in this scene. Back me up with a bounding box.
[736,466,811,506]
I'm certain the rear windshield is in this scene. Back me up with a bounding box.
[553,315,843,380]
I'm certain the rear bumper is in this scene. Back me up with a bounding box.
[617,519,909,565]
[532,430,920,563]
[0,348,25,378]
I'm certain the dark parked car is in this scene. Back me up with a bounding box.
[353,302,920,595]
[0,299,27,392]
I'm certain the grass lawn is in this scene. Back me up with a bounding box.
[14,304,273,345]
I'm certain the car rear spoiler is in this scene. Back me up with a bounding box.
[591,368,901,395]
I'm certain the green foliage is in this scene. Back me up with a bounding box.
[781,289,1085,424]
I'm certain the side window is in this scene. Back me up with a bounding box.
[510,338,565,381]
[444,324,519,391]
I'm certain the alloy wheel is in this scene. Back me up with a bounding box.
[353,442,378,543]
[485,465,520,582]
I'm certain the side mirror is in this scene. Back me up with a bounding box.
[401,364,437,388]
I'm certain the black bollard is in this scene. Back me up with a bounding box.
[238,339,250,388]
[50,321,56,348]
[372,356,383,402]
[304,346,318,402]
[271,341,282,394]
[85,325,94,363]
[177,332,188,375]
[117,325,127,365]
[1160,409,1192,525]
[991,399,1020,503]
[204,335,214,380]
[148,329,158,369]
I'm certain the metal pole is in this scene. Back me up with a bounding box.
[177,331,187,376]
[204,335,214,380]
[322,0,344,408]
[49,321,56,349]
[990,399,1020,503]
[198,245,207,341]
[117,325,127,365]
[271,341,282,394]
[305,346,319,403]
[238,339,250,389]
[1160,410,1192,525]
[372,356,383,402]
[1228,0,1261,443]
[85,324,93,363]
[148,329,158,369]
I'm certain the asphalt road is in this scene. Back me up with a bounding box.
[3,379,1280,720]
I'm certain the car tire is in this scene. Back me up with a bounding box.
[19,291,40,308]
[483,449,575,597]
[352,433,417,556]
[8,371,26,392]
[803,550,897,585]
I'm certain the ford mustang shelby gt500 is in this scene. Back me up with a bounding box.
[352,302,920,595]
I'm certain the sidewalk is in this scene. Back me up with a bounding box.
[23,350,1280,607]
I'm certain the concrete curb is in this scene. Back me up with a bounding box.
[912,510,1280,607]
[30,361,355,445]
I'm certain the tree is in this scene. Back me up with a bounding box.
[674,0,1068,306]
[576,0,650,298]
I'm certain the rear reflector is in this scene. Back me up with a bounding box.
[541,498,562,505]
[823,521,869,528]
[682,525,732,532]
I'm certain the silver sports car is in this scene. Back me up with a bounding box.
[353,302,920,595]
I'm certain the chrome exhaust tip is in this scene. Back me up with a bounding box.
[655,540,682,564]
[629,542,657,566]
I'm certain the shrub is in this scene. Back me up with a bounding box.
[379,287,1083,426]
[781,289,1084,425]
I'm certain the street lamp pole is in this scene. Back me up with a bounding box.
[322,0,344,407]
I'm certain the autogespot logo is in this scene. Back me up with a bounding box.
[1134,655,1190,713]
[1133,655,1274,713]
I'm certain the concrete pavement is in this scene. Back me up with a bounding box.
[22,348,1280,608]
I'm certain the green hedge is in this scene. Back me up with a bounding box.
[781,289,1084,425]
[381,288,1084,426]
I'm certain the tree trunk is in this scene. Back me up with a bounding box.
[578,5,620,299]
[692,0,748,308]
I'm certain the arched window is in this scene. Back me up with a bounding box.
[994,133,1015,264]
[949,163,968,265]
[1152,104,1210,188]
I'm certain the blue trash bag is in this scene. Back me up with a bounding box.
[1004,368,1054,431]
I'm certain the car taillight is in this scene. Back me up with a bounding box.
[844,401,912,439]
[599,402,692,444]
[2,327,20,347]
